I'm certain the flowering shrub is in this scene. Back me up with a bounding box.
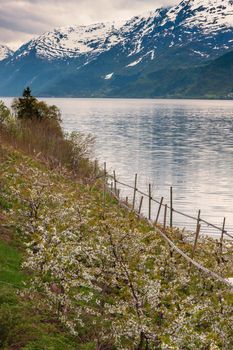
[1,145,233,349]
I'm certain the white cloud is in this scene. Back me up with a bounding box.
[0,0,178,50]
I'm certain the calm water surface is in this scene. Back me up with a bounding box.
[3,97,233,235]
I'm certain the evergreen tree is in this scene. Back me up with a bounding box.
[12,88,61,123]
[12,87,39,120]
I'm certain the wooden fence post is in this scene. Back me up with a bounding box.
[148,184,152,220]
[126,196,128,205]
[113,170,117,195]
[220,217,226,256]
[138,196,144,214]
[103,162,107,211]
[191,223,201,260]
[132,174,137,210]
[163,204,167,232]
[94,159,98,177]
[155,197,164,225]
[197,209,201,226]
[170,186,173,228]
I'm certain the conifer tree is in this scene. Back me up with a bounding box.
[12,87,61,123]
[12,87,41,120]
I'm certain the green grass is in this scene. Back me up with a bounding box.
[0,145,92,349]
[0,240,26,287]
[0,236,76,349]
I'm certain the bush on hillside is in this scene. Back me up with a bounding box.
[0,89,95,180]
[0,101,11,125]
[12,87,63,137]
[12,87,61,123]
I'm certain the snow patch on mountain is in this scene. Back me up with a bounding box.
[13,22,125,61]
[122,8,169,57]
[104,72,114,79]
[167,0,233,34]
[192,49,210,57]
[126,57,142,67]
[0,45,13,61]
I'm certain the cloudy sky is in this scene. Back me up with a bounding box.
[0,0,178,50]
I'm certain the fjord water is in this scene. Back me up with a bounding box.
[3,97,233,234]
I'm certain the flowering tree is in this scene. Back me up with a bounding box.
[1,150,233,349]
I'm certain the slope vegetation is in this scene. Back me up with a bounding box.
[111,49,233,98]
[0,101,233,348]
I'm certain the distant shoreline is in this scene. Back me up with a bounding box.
[1,96,233,101]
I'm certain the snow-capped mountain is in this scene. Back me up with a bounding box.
[13,22,124,61]
[169,0,233,33]
[0,0,233,97]
[0,45,14,61]
[119,0,233,67]
[10,0,233,63]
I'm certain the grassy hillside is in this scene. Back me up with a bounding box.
[0,148,77,349]
[0,140,233,349]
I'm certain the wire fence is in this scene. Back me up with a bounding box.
[105,179,233,291]
[101,163,233,290]
[1,162,232,296]
[106,167,233,243]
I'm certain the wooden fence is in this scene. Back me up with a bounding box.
[107,168,233,241]
[102,163,233,291]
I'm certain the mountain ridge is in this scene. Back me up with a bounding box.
[0,45,14,61]
[0,0,233,98]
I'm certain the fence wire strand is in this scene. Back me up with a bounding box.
[111,172,233,240]
[108,188,233,291]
